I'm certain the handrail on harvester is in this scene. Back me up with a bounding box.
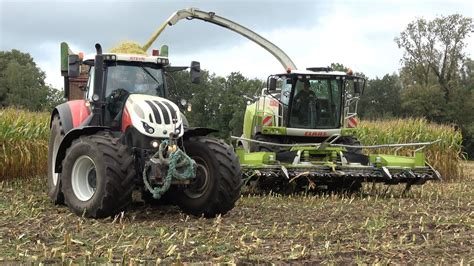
[231,136,441,149]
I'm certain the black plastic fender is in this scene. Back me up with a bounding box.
[54,126,111,173]
[183,127,218,139]
[50,103,74,133]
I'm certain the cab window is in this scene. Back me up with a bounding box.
[85,66,95,101]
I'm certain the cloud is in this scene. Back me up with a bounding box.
[1,0,472,89]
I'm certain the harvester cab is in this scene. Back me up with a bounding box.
[238,68,366,152]
[47,42,242,218]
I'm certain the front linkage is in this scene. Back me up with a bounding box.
[142,138,196,200]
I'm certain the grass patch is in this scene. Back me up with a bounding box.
[0,175,472,264]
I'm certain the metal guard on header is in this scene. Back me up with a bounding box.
[241,165,441,186]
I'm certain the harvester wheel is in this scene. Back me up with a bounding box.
[47,115,65,205]
[176,137,242,217]
[338,136,364,193]
[250,134,275,152]
[62,132,135,218]
[339,136,362,154]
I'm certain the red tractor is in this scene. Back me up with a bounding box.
[48,43,242,218]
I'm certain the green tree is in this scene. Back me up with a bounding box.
[168,70,262,139]
[359,74,402,119]
[395,14,474,157]
[395,14,472,100]
[216,72,263,137]
[45,88,66,111]
[400,84,446,121]
[0,49,62,111]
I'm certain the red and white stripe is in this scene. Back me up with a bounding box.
[262,116,273,126]
[347,117,358,128]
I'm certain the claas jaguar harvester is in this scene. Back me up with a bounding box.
[147,8,442,193]
[47,43,241,218]
[235,69,441,192]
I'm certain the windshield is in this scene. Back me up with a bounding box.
[289,76,343,129]
[105,62,165,98]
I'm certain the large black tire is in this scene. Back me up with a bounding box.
[334,136,364,193]
[176,137,242,218]
[62,132,136,218]
[250,134,276,152]
[338,136,363,154]
[47,115,65,205]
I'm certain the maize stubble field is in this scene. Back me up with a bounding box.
[1,173,473,264]
[0,108,473,263]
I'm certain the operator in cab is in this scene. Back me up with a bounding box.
[292,80,317,125]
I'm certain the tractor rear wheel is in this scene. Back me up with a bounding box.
[47,115,64,205]
[176,137,242,217]
[62,132,135,218]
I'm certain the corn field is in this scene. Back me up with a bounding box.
[0,108,467,181]
[356,118,464,181]
[0,108,49,180]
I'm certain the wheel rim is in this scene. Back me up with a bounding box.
[51,133,61,186]
[184,157,210,199]
[71,155,97,201]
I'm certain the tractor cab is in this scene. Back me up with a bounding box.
[268,68,366,130]
[81,54,170,129]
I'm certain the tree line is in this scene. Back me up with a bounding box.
[359,14,473,157]
[1,14,472,157]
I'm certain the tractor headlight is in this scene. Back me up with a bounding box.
[151,140,159,148]
[157,58,169,65]
[103,55,117,61]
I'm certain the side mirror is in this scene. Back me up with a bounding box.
[268,77,277,91]
[68,54,80,78]
[190,61,201,84]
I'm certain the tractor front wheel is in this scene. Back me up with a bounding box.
[47,115,64,205]
[62,132,135,218]
[176,137,242,217]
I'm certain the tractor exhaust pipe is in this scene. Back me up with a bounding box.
[95,43,102,55]
[91,43,105,126]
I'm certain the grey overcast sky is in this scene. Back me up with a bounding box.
[1,0,473,89]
